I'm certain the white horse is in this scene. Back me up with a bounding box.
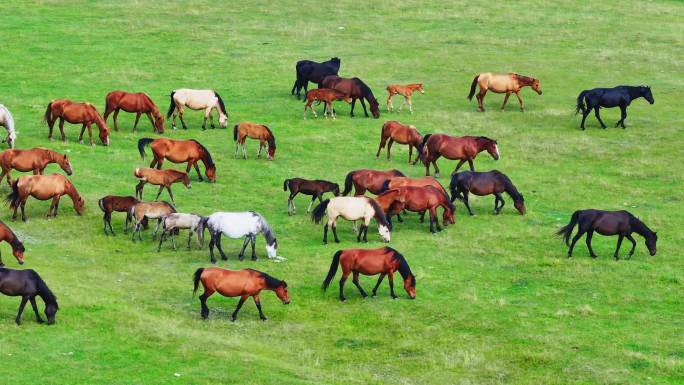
[166,89,228,130]
[157,213,205,251]
[311,196,391,244]
[0,104,17,149]
[201,211,279,263]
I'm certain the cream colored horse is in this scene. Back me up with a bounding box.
[467,73,542,112]
[0,104,17,149]
[311,196,391,244]
[167,89,228,130]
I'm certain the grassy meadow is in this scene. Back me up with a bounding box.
[0,1,683,384]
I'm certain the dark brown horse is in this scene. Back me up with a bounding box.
[449,170,526,215]
[0,220,25,266]
[6,174,85,221]
[138,138,216,182]
[320,75,380,118]
[104,90,165,133]
[0,148,73,186]
[134,168,191,205]
[375,186,455,232]
[376,121,423,164]
[467,72,542,112]
[283,178,340,215]
[557,210,657,260]
[44,99,110,146]
[98,195,146,235]
[420,134,499,178]
[0,268,58,325]
[322,247,416,301]
[342,169,405,196]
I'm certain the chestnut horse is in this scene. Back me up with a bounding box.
[467,72,542,112]
[0,148,73,186]
[420,134,499,178]
[138,138,216,182]
[193,267,290,321]
[322,247,416,301]
[134,168,191,205]
[167,89,228,130]
[376,121,423,164]
[44,99,110,146]
[320,76,380,118]
[303,88,351,119]
[449,170,526,215]
[379,176,447,195]
[283,178,340,215]
[6,174,84,221]
[375,186,455,232]
[104,91,164,133]
[0,220,25,266]
[386,83,424,113]
[233,122,276,160]
[98,195,145,235]
[342,169,405,196]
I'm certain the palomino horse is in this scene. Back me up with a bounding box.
[134,168,191,205]
[0,220,25,266]
[449,170,526,215]
[421,134,499,178]
[44,99,110,146]
[322,247,416,301]
[283,178,340,215]
[375,186,455,233]
[292,57,341,99]
[130,201,176,241]
[467,73,542,112]
[0,104,17,148]
[311,196,391,244]
[193,267,290,321]
[576,86,654,129]
[386,83,424,113]
[376,121,423,164]
[167,89,228,130]
[303,88,351,119]
[157,213,205,251]
[233,122,276,160]
[0,148,73,186]
[201,211,279,263]
[320,76,380,118]
[98,195,144,235]
[7,174,84,221]
[557,210,657,260]
[104,91,165,133]
[138,138,216,182]
[0,268,58,325]
[342,169,405,196]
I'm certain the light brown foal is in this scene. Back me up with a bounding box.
[134,167,191,205]
[386,83,424,113]
[467,73,542,112]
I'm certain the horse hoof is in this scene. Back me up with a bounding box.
[261,317,268,321]
[434,173,440,178]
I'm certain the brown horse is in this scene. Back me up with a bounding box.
[98,195,146,235]
[233,122,276,161]
[449,170,526,215]
[6,174,84,221]
[320,76,380,118]
[420,134,499,178]
[467,73,542,112]
[130,201,176,241]
[342,169,405,196]
[134,168,191,205]
[193,267,290,321]
[0,220,25,266]
[0,148,73,186]
[376,121,423,164]
[44,99,110,146]
[104,91,165,133]
[303,88,352,119]
[386,83,424,113]
[375,186,455,232]
[322,247,416,301]
[138,138,216,182]
[379,176,447,195]
[283,178,340,215]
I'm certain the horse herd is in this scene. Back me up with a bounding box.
[0,56,660,325]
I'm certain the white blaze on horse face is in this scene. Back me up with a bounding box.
[266,243,277,259]
[378,225,391,242]
[494,144,500,159]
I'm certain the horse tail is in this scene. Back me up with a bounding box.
[575,90,588,114]
[341,171,354,196]
[419,134,432,162]
[192,268,205,297]
[379,179,392,193]
[6,179,20,210]
[311,199,330,224]
[467,74,480,100]
[98,197,105,213]
[556,211,580,246]
[233,124,239,141]
[283,179,289,191]
[214,91,227,116]
[43,101,53,125]
[166,91,176,118]
[322,250,342,291]
[137,138,154,159]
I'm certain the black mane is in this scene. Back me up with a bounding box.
[191,140,214,167]
[253,269,285,289]
[389,248,415,286]
[353,78,377,103]
[366,197,390,227]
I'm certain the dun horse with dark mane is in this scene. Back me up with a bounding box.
[468,73,542,112]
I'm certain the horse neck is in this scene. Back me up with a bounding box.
[258,216,276,245]
[502,178,523,203]
[626,87,644,100]
[214,102,227,118]
[2,108,14,131]
[629,216,653,238]
[65,182,80,202]
[393,253,413,282]
[515,75,534,87]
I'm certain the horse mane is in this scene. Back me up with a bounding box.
[253,211,277,246]
[0,105,14,131]
[30,270,58,309]
[388,247,415,286]
[628,213,655,238]
[494,171,524,203]
[190,140,214,168]
[262,125,276,149]
[353,78,377,102]
[514,74,535,85]
[252,269,286,289]
[366,197,389,227]
[391,169,406,177]
[1,220,24,251]
[476,136,495,143]
[214,91,228,115]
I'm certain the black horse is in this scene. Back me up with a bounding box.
[0,268,59,325]
[320,75,380,118]
[557,209,657,260]
[291,57,341,99]
[576,86,654,129]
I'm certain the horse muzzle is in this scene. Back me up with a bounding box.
[282,300,291,305]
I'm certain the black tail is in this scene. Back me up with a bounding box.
[467,75,479,100]
[341,171,354,196]
[283,179,290,191]
[322,250,342,291]
[214,91,228,116]
[192,268,205,297]
[6,180,20,210]
[233,124,238,141]
[43,101,53,125]
[379,179,391,193]
[556,211,580,246]
[575,90,588,114]
[311,199,330,224]
[166,91,176,118]
[138,138,154,159]
[98,198,105,213]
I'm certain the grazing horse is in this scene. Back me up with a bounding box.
[449,170,526,215]
[167,89,228,130]
[138,138,216,182]
[421,134,499,178]
[557,210,657,260]
[322,247,416,301]
[291,57,341,99]
[130,201,176,241]
[134,167,191,205]
[467,73,542,112]
[0,104,17,148]
[44,99,110,146]
[0,148,73,186]
[0,221,25,266]
[576,86,654,129]
[320,75,380,118]
[7,174,84,221]
[193,267,290,321]
[342,169,406,196]
[104,90,165,133]
[386,83,425,113]
[98,195,145,235]
[0,268,58,325]
[303,88,352,119]
[157,213,205,251]
[379,176,447,195]
[233,122,276,160]
[311,196,391,244]
[375,186,455,232]
[201,211,279,263]
[376,121,423,164]
[283,178,340,215]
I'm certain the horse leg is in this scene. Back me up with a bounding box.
[59,118,66,141]
[514,91,525,112]
[594,108,607,129]
[133,112,141,132]
[376,135,388,158]
[501,92,511,111]
[323,223,329,244]
[199,289,213,319]
[215,232,227,260]
[386,139,394,160]
[157,228,166,251]
[567,229,585,258]
[371,273,386,297]
[112,109,120,131]
[387,93,393,112]
[178,108,188,130]
[307,195,317,213]
[192,161,203,182]
[360,98,369,117]
[613,235,624,260]
[20,200,27,222]
[202,108,210,130]
[408,96,414,114]
[451,159,466,175]
[352,272,368,298]
[617,105,627,128]
[78,124,86,144]
[257,142,263,158]
[356,224,365,242]
[408,145,413,164]
[0,168,9,187]
[339,270,349,301]
[586,230,598,258]
[15,296,28,325]
[145,112,156,132]
[250,234,257,260]
[135,181,145,200]
[103,211,111,235]
[154,185,164,201]
[48,196,59,218]
[238,236,250,260]
[29,297,44,324]
[47,115,55,140]
[363,223,369,242]
[350,98,357,117]
[152,218,162,240]
[231,295,248,321]
[388,273,398,299]
[397,96,406,112]
[432,160,440,178]
[253,295,267,321]
[431,207,441,232]
[208,233,217,263]
[332,222,340,243]
[242,141,247,159]
[166,186,175,205]
[626,234,637,258]
[477,89,486,112]
[493,193,504,214]
[209,113,215,129]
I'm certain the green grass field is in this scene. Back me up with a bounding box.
[0,1,682,384]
